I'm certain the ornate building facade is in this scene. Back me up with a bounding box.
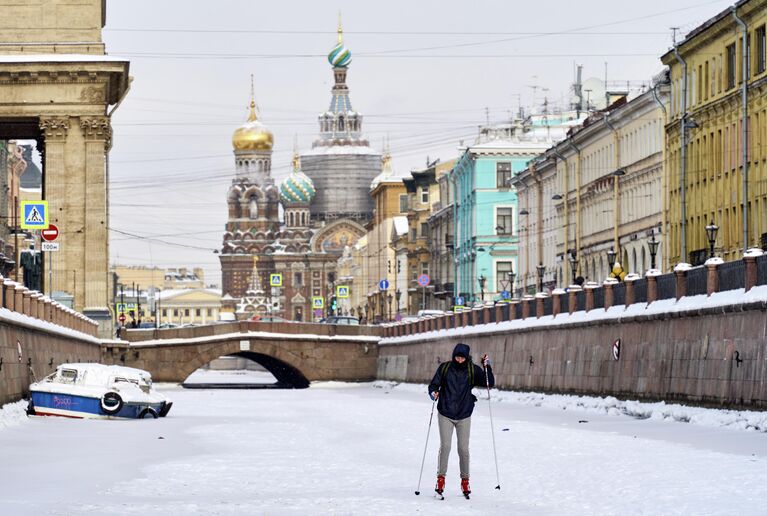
[219,23,380,321]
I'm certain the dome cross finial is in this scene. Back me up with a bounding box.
[292,134,300,172]
[337,11,343,44]
[248,74,258,122]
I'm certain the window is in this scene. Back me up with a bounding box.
[196,309,201,316]
[184,309,190,317]
[420,223,429,238]
[399,194,409,213]
[173,309,178,317]
[421,262,429,275]
[496,261,513,292]
[496,162,512,188]
[726,43,736,90]
[496,207,513,235]
[207,309,213,316]
[420,187,429,204]
[411,229,417,241]
[757,25,766,75]
[294,272,303,286]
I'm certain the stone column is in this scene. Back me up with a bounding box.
[674,264,690,300]
[471,307,479,326]
[4,280,15,310]
[535,293,547,318]
[552,289,565,316]
[43,296,53,321]
[646,271,659,304]
[705,257,722,296]
[495,303,502,323]
[625,276,636,307]
[39,117,70,298]
[80,116,113,337]
[584,282,598,312]
[22,289,33,317]
[603,279,616,309]
[15,285,26,313]
[508,301,517,321]
[568,285,582,314]
[745,253,759,291]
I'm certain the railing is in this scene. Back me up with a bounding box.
[380,253,767,338]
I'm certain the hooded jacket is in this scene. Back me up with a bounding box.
[428,343,494,420]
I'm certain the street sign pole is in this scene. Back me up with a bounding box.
[48,251,52,297]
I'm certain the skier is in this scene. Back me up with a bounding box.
[428,342,494,498]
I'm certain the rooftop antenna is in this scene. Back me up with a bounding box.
[485,106,490,126]
[671,26,680,45]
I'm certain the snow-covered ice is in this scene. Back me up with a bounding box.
[1,373,766,515]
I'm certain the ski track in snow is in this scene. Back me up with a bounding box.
[1,378,765,515]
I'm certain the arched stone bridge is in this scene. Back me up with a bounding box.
[101,322,381,388]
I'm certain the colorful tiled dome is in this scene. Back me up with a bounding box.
[328,42,351,68]
[280,162,316,205]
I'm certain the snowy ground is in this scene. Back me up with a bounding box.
[1,374,766,515]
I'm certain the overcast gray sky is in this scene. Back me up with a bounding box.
[104,0,734,287]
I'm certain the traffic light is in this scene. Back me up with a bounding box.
[388,260,391,273]
[330,296,338,315]
[397,260,401,273]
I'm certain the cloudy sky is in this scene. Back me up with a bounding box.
[103,0,734,286]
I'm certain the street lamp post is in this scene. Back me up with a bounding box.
[705,222,719,258]
[648,234,660,270]
[507,270,515,296]
[478,275,486,303]
[567,251,577,284]
[607,248,617,273]
[395,288,401,316]
[387,293,393,321]
[536,264,545,292]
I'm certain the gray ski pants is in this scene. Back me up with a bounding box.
[437,413,471,479]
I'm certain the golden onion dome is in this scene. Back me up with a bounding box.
[232,100,274,151]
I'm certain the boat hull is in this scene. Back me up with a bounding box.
[30,390,166,420]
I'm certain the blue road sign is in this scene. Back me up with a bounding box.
[455,296,465,306]
[378,279,390,290]
[501,290,511,300]
[20,201,48,230]
[417,274,430,287]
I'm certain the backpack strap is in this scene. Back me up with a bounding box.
[440,360,474,386]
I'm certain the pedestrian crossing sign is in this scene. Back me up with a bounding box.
[270,273,283,287]
[20,201,48,229]
[336,285,349,298]
[312,296,324,309]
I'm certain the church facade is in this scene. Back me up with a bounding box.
[219,23,381,321]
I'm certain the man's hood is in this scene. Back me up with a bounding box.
[452,343,471,360]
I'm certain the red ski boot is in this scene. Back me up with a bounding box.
[435,475,445,495]
[461,478,471,498]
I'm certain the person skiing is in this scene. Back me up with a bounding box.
[428,342,494,498]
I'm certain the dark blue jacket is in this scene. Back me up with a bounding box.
[428,343,494,420]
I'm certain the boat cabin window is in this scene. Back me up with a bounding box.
[59,369,78,383]
[113,376,139,386]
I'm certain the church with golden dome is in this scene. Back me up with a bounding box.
[219,21,381,321]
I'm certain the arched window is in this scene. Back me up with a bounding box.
[249,196,258,219]
[338,116,345,131]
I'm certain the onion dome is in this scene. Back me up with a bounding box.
[280,153,316,205]
[327,15,352,67]
[232,100,274,152]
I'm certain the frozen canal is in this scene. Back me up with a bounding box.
[1,371,766,515]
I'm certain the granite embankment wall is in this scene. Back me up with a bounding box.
[378,292,767,409]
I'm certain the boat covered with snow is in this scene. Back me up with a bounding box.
[28,363,172,419]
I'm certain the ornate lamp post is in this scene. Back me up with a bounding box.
[395,288,401,316]
[567,251,577,284]
[507,270,515,296]
[478,274,486,303]
[536,264,545,292]
[705,222,719,258]
[648,234,660,270]
[387,292,393,321]
[607,248,617,272]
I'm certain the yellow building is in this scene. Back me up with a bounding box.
[661,0,767,264]
[365,150,407,322]
[156,288,222,326]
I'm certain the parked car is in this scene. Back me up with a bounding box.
[324,316,360,325]
[417,309,446,317]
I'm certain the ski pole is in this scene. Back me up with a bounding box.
[414,396,438,495]
[483,356,501,490]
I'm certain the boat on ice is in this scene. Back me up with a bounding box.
[27,363,172,419]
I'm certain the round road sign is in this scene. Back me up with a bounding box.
[417,274,430,287]
[41,224,59,242]
[118,313,126,323]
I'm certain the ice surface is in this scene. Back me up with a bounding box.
[1,375,766,515]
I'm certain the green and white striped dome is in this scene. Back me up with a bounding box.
[328,42,351,67]
[280,170,316,205]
